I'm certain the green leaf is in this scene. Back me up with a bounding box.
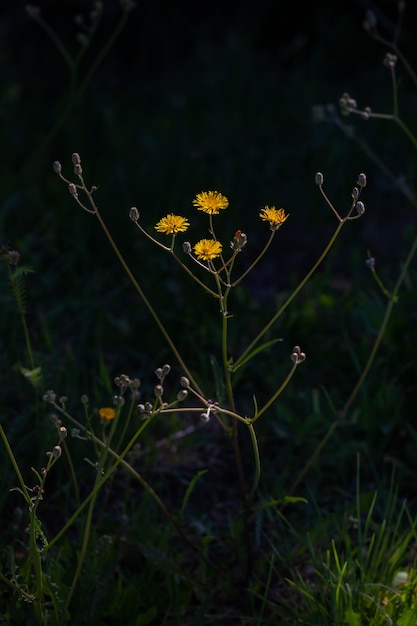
[178,469,208,522]
[209,354,225,402]
[343,608,361,626]
[20,366,43,390]
[232,338,282,372]
[398,609,417,626]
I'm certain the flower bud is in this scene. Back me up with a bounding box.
[154,384,163,397]
[177,389,188,402]
[182,242,192,254]
[68,183,78,197]
[355,201,365,216]
[53,161,62,174]
[129,207,139,221]
[357,173,367,188]
[52,445,62,459]
[180,376,190,388]
[315,172,324,186]
[72,153,81,166]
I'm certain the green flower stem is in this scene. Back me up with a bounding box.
[342,229,417,420]
[62,461,102,620]
[233,219,346,372]
[247,422,261,499]
[93,208,204,397]
[249,361,298,424]
[231,230,275,287]
[170,250,219,298]
[0,425,31,505]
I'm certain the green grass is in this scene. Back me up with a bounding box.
[2,1,417,624]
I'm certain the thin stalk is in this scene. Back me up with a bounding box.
[231,230,275,287]
[342,229,417,420]
[250,362,298,423]
[94,210,204,396]
[61,468,101,621]
[233,220,346,371]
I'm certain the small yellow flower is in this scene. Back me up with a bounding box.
[193,191,229,215]
[260,206,289,230]
[194,239,223,261]
[99,407,116,421]
[155,214,190,235]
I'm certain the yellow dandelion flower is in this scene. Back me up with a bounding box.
[99,407,116,421]
[155,214,190,235]
[194,239,223,261]
[260,206,289,230]
[192,191,229,215]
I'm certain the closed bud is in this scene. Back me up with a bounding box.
[72,153,81,166]
[355,201,365,216]
[180,376,190,388]
[177,389,188,402]
[183,242,192,254]
[68,183,78,197]
[52,445,62,459]
[59,426,67,439]
[53,161,62,174]
[74,163,83,177]
[357,173,367,188]
[315,172,324,186]
[129,207,139,221]
[154,384,163,397]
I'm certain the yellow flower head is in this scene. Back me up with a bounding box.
[99,407,116,421]
[193,191,229,215]
[260,206,289,230]
[194,239,223,261]
[155,214,190,235]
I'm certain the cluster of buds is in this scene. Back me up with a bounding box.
[290,346,306,365]
[339,92,373,120]
[114,374,141,395]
